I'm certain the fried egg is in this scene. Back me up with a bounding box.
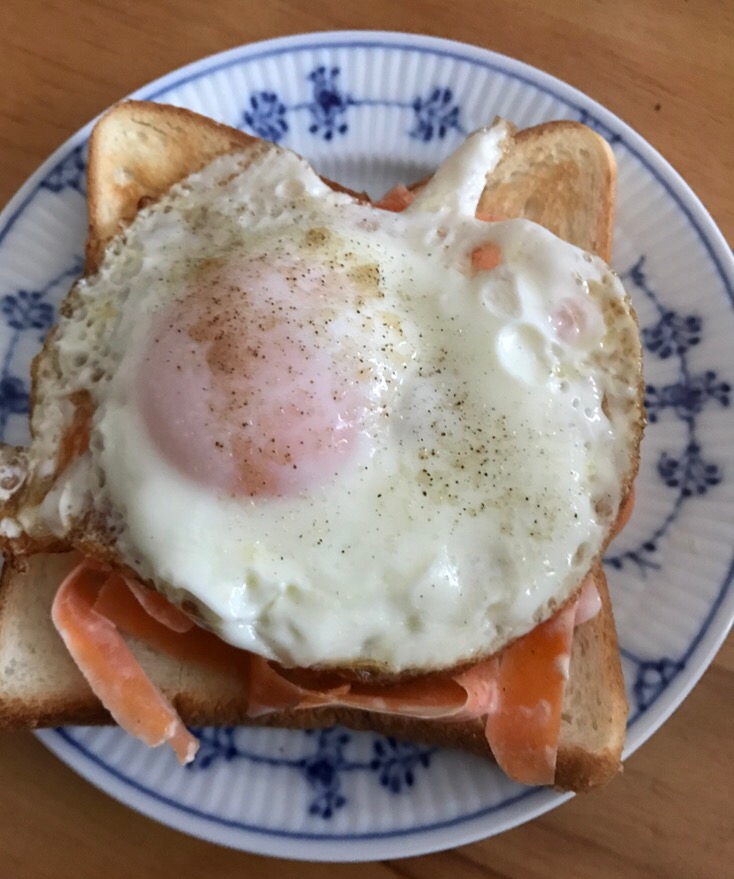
[29,122,642,672]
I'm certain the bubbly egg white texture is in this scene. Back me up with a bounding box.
[41,123,641,672]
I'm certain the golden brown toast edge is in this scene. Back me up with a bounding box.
[477,120,617,263]
[85,100,367,273]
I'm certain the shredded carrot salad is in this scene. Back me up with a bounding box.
[50,557,602,778]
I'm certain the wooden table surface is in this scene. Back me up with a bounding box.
[0,1,732,876]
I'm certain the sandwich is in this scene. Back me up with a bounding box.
[0,101,644,790]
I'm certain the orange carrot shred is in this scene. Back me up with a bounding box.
[93,574,249,680]
[374,184,416,212]
[53,556,579,785]
[452,658,501,720]
[344,675,468,717]
[483,603,576,786]
[246,656,350,717]
[124,578,194,633]
[470,241,503,273]
[52,560,199,764]
[249,654,498,721]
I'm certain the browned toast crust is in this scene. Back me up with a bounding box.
[86,101,366,272]
[477,120,617,263]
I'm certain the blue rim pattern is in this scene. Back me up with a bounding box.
[54,727,546,840]
[1,34,732,849]
[242,64,466,143]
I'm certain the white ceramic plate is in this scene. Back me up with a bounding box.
[1,31,732,862]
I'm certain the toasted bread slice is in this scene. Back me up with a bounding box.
[0,102,634,788]
[477,120,616,263]
[86,101,364,273]
[87,106,614,268]
[86,104,255,273]
[0,553,626,790]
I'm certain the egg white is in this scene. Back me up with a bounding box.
[32,126,642,672]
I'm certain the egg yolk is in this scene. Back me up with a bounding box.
[137,258,366,498]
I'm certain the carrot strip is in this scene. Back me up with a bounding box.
[483,603,576,786]
[246,656,350,717]
[51,561,198,764]
[374,184,416,212]
[470,241,503,272]
[93,574,248,679]
[249,657,493,720]
[54,557,582,785]
[339,674,469,718]
[124,578,194,633]
[452,658,500,720]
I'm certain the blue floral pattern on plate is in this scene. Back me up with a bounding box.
[606,257,729,577]
[0,259,82,436]
[2,34,732,859]
[188,726,434,818]
[242,65,464,143]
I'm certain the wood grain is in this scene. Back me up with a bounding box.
[0,0,731,875]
